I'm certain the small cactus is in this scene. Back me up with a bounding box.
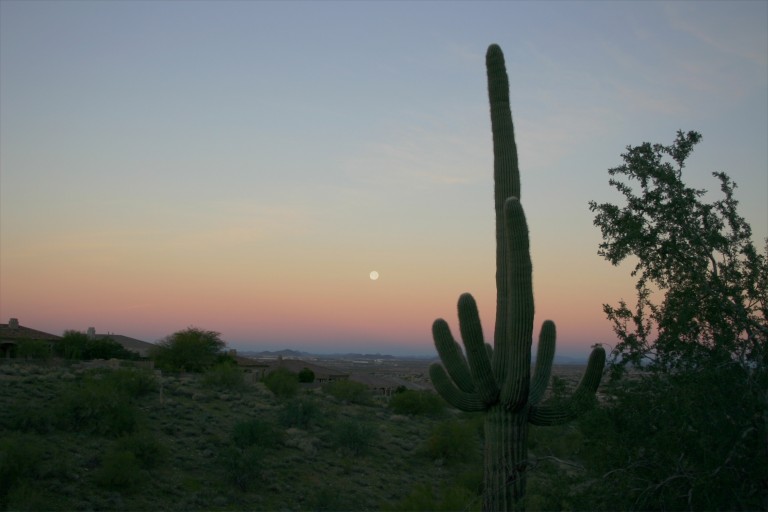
[429,44,605,511]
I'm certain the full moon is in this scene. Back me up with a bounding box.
[369,271,379,281]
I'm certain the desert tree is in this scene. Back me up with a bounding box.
[150,326,229,372]
[580,131,768,509]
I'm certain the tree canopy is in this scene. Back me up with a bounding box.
[588,130,767,372]
[150,327,228,372]
[578,131,768,510]
[56,330,140,361]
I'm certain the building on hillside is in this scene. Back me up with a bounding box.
[86,327,157,358]
[261,356,350,384]
[348,373,432,396]
[228,350,271,383]
[0,318,61,359]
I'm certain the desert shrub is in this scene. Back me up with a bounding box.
[389,390,446,417]
[575,363,768,511]
[88,337,141,360]
[54,330,89,359]
[525,461,576,512]
[279,397,320,429]
[422,419,481,465]
[94,449,144,490]
[0,434,44,509]
[331,418,378,456]
[1,402,56,434]
[310,485,347,512]
[220,445,263,491]
[528,422,583,457]
[4,480,61,512]
[202,361,245,391]
[323,379,371,405]
[231,418,283,449]
[114,431,166,470]
[386,483,479,512]
[102,368,158,398]
[56,380,141,436]
[15,339,51,360]
[298,367,315,383]
[54,330,139,360]
[263,367,299,398]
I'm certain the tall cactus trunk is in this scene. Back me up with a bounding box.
[487,44,531,509]
[428,44,606,512]
[484,405,529,511]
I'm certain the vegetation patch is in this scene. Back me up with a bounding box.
[323,379,372,405]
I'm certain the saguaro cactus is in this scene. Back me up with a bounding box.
[429,44,606,512]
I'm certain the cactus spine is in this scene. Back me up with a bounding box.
[429,44,606,511]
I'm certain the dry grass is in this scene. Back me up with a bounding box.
[0,361,486,511]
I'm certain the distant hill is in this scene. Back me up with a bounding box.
[236,348,586,364]
[239,349,307,358]
[549,355,589,365]
[237,349,429,360]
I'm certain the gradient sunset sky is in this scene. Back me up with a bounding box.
[1,1,766,357]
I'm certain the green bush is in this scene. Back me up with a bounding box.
[386,483,479,512]
[2,403,56,434]
[389,390,446,417]
[95,449,144,490]
[331,419,378,456]
[55,330,140,360]
[279,398,319,429]
[575,363,768,511]
[4,480,61,512]
[56,379,141,436]
[202,362,245,391]
[309,485,347,512]
[114,431,166,469]
[262,367,299,398]
[102,368,158,398]
[422,419,481,465]
[0,434,44,509]
[220,445,263,491]
[15,339,52,360]
[298,367,315,383]
[231,418,283,449]
[323,379,371,405]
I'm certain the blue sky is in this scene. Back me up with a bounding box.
[1,1,766,357]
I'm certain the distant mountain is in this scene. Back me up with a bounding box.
[237,349,432,360]
[549,355,589,365]
[318,353,398,360]
[237,348,586,364]
[239,349,307,358]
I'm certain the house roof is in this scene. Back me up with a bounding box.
[232,355,269,368]
[92,333,156,357]
[0,322,61,343]
[262,358,349,379]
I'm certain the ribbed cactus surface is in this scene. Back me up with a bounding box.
[429,44,606,512]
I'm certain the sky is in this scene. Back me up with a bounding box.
[1,1,766,358]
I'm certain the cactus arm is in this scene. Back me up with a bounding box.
[429,363,488,412]
[499,197,534,410]
[432,319,477,393]
[528,346,606,426]
[457,293,499,403]
[529,320,557,406]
